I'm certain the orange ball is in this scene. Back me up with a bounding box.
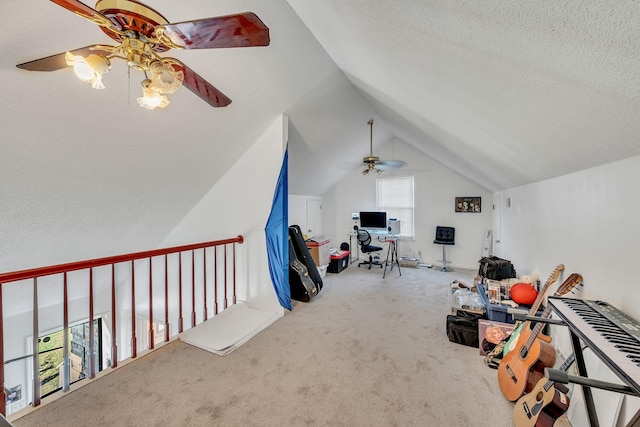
[509,283,539,305]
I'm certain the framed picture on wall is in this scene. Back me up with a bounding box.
[455,197,481,213]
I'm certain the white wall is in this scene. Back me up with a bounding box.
[323,138,493,269]
[496,154,640,318]
[161,114,289,308]
[496,154,640,426]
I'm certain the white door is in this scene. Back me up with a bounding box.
[306,197,322,238]
[288,195,307,229]
[492,194,503,257]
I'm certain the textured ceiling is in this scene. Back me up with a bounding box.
[287,0,640,193]
[2,0,640,272]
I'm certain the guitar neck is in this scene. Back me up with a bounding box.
[524,306,553,350]
[541,353,576,393]
[527,265,564,315]
[528,285,547,315]
[522,270,577,351]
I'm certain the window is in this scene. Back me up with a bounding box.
[38,318,103,398]
[376,176,414,238]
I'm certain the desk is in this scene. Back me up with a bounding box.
[348,230,401,277]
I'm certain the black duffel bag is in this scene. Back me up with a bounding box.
[446,311,484,348]
[478,256,516,280]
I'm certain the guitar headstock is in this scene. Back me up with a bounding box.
[546,265,565,288]
[557,273,583,296]
[537,265,565,296]
[526,264,565,315]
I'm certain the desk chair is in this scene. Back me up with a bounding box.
[357,229,383,269]
[434,226,455,272]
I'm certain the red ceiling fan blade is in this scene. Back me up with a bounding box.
[158,12,269,49]
[16,46,115,71]
[50,0,121,30]
[172,63,232,108]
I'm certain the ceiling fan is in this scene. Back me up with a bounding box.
[362,119,407,175]
[16,0,270,109]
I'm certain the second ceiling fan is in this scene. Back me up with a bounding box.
[362,119,407,175]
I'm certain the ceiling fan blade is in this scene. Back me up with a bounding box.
[376,160,408,170]
[158,12,270,49]
[16,46,114,71]
[172,63,232,108]
[50,0,120,30]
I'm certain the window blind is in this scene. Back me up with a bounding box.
[376,176,414,238]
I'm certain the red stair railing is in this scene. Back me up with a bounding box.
[0,235,243,417]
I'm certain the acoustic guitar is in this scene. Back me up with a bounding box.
[503,265,565,357]
[498,273,584,401]
[512,352,575,427]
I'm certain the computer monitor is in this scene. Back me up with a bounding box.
[359,211,387,230]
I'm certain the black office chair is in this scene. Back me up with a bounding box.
[357,229,383,269]
[434,226,455,272]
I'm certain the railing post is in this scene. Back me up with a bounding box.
[214,247,219,315]
[203,248,208,321]
[178,253,183,333]
[191,250,196,328]
[89,268,96,379]
[131,261,137,359]
[32,278,40,408]
[62,273,70,392]
[224,245,228,309]
[164,255,169,343]
[111,264,118,368]
[148,257,154,350]
[232,243,237,305]
[0,283,5,417]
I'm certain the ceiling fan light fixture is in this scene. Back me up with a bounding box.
[148,60,183,94]
[363,162,383,176]
[19,2,271,109]
[137,83,170,109]
[65,52,110,89]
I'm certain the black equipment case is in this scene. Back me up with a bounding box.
[288,225,323,302]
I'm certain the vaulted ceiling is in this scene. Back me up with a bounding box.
[2,0,639,270]
[287,0,640,194]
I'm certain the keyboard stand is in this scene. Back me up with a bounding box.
[546,297,640,427]
[511,314,638,427]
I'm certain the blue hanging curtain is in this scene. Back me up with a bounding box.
[265,147,290,310]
